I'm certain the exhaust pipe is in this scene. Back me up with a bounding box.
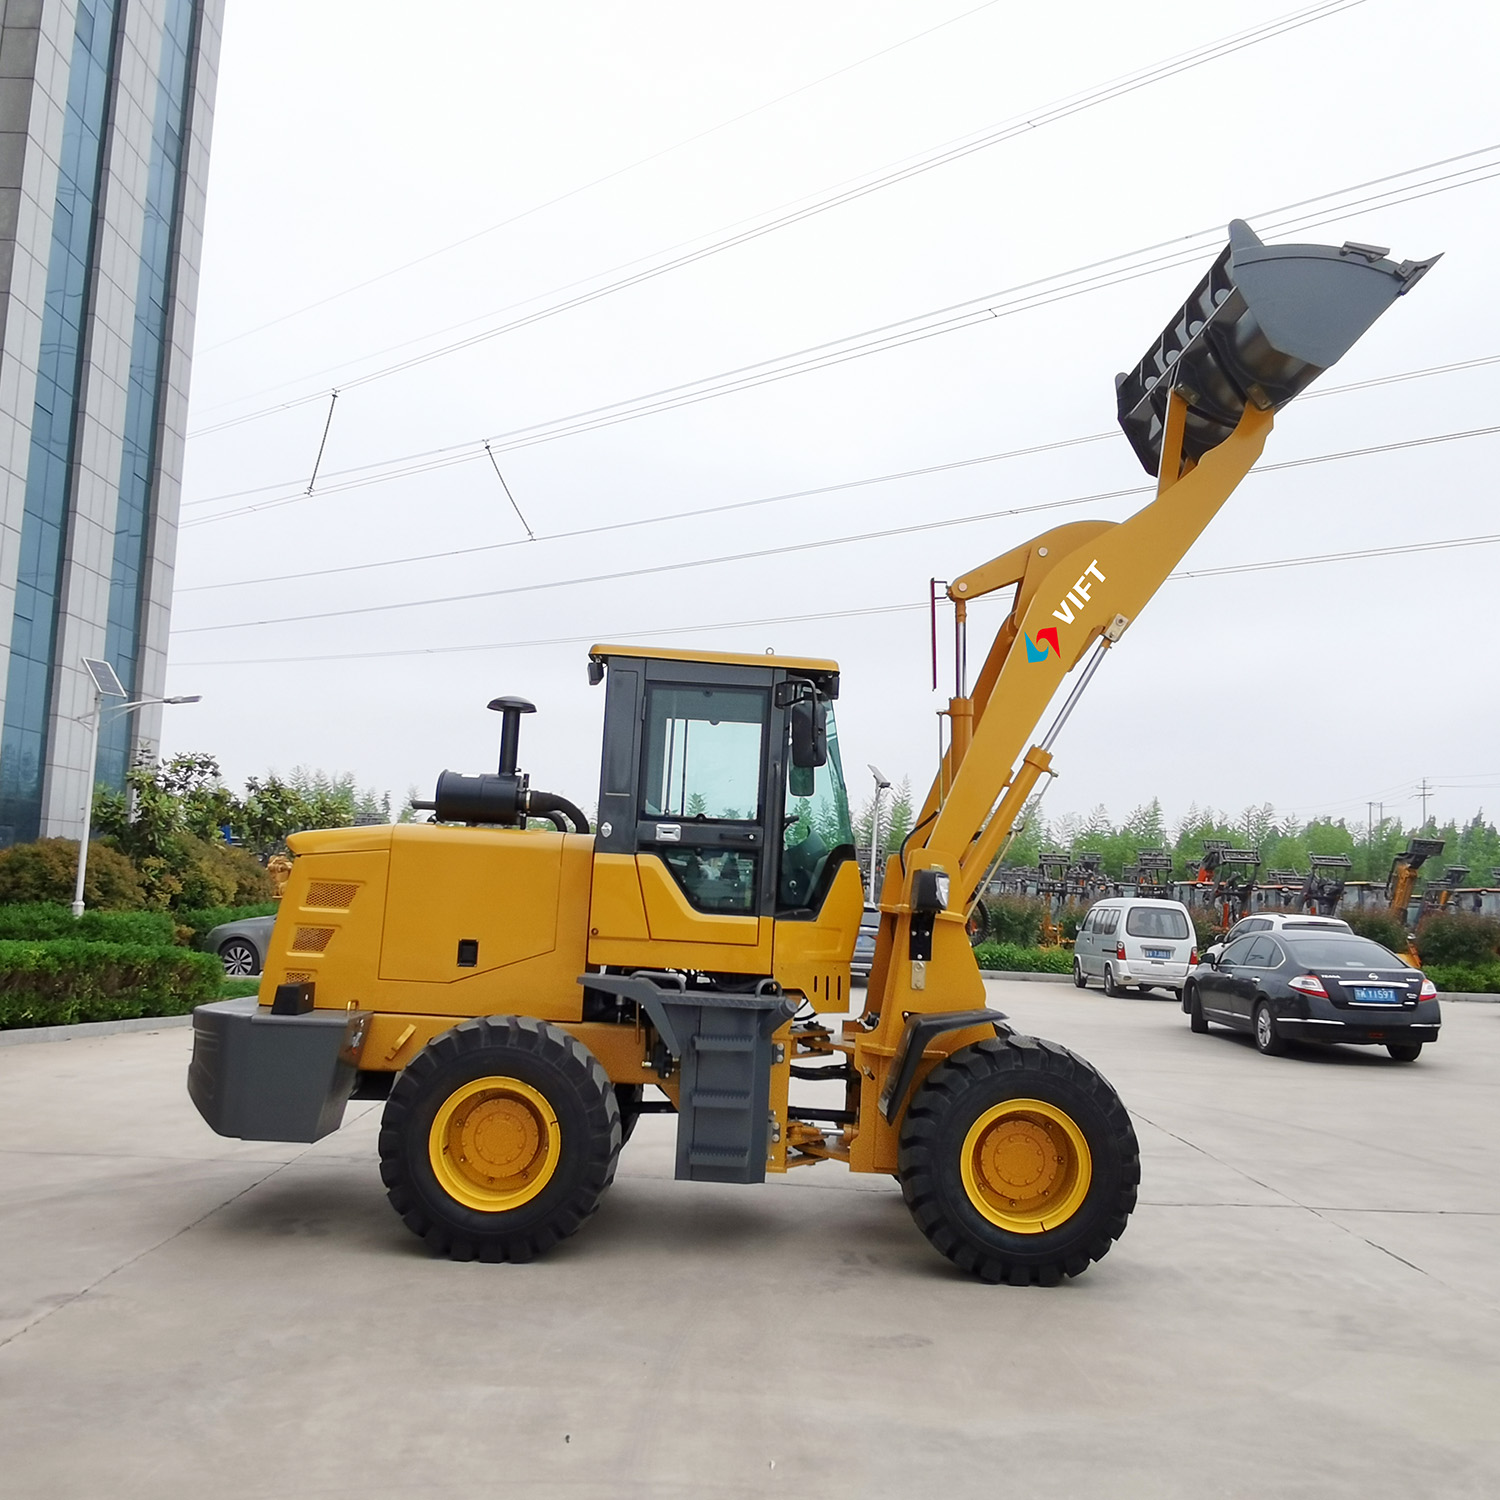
[1116,219,1439,476]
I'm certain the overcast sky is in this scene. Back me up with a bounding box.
[165,0,1500,836]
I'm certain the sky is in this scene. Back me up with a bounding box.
[165,0,1500,837]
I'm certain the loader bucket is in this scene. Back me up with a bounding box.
[1116,219,1439,476]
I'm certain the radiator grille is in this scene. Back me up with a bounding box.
[283,970,315,984]
[305,881,358,910]
[291,927,335,954]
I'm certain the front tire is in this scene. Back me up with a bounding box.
[379,1015,620,1261]
[897,1034,1139,1285]
[1387,1042,1423,1062]
[1187,986,1208,1034]
[1253,1001,1286,1057]
[1072,959,1087,990]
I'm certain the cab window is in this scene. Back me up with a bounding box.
[642,686,764,820]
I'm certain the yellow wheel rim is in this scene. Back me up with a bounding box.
[960,1097,1092,1235]
[428,1075,561,1213]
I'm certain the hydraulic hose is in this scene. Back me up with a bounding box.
[528,790,591,835]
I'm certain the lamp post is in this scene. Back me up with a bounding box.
[71,659,200,916]
[866,764,891,904]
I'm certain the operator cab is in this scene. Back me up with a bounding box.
[587,645,855,927]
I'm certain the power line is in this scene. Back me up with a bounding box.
[174,349,1500,597]
[186,0,1370,438]
[171,420,1500,638]
[194,0,1011,359]
[171,527,1500,669]
[178,143,1495,528]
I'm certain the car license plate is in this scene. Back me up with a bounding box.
[1353,987,1399,1004]
[1145,948,1171,960]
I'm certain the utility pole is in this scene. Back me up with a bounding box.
[1416,779,1434,829]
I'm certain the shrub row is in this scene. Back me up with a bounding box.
[972,941,1074,974]
[0,939,222,1030]
[1421,961,1500,995]
[0,903,177,946]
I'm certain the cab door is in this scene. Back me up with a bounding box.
[1201,934,1254,1025]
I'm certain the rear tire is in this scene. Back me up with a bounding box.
[1187,986,1209,1033]
[966,901,990,947]
[379,1015,620,1261]
[1103,964,1124,998]
[1253,1001,1286,1057]
[897,1034,1139,1285]
[1072,959,1087,990]
[1386,1042,1423,1062]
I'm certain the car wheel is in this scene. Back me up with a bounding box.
[1187,987,1208,1034]
[1103,964,1124,998]
[218,938,260,977]
[1386,1042,1423,1062]
[1072,959,1087,990]
[1253,1001,1285,1057]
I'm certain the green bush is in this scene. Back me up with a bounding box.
[1340,910,1409,951]
[981,896,1045,947]
[972,942,1074,974]
[0,838,146,909]
[219,976,263,999]
[0,939,222,1029]
[178,901,279,950]
[0,903,176,945]
[1415,912,1500,967]
[1422,961,1500,995]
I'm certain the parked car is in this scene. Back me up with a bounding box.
[852,905,879,982]
[1182,929,1440,1061]
[1073,896,1195,998]
[1201,912,1351,965]
[206,915,275,977]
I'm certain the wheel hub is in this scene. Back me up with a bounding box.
[960,1098,1092,1235]
[429,1075,561,1212]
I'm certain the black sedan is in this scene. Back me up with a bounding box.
[1182,930,1440,1061]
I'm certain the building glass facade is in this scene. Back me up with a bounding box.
[0,0,122,844]
[0,0,222,846]
[97,0,197,790]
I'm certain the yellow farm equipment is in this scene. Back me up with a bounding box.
[187,221,1435,1283]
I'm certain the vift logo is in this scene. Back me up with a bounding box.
[1024,627,1059,663]
[1025,559,1107,664]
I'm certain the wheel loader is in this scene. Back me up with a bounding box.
[188,220,1435,1283]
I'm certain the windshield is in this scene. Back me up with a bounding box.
[780,701,854,908]
[1125,906,1189,939]
[1284,936,1403,969]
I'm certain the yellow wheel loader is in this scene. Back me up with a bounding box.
[188,221,1435,1282]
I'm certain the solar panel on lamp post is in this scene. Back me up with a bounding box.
[72,658,202,917]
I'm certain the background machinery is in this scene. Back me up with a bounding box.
[186,220,1434,1284]
[1193,842,1263,934]
[1300,853,1353,917]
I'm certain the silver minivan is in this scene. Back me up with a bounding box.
[1073,897,1195,998]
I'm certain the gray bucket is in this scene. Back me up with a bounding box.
[1116,220,1439,476]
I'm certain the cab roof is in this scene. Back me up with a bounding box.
[589,643,840,676]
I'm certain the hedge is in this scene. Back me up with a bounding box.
[178,901,279,950]
[972,941,1073,974]
[1422,961,1500,995]
[0,902,177,946]
[0,939,222,1029]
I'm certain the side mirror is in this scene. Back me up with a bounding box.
[790,698,828,770]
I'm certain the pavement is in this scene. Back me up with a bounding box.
[1,981,1497,1499]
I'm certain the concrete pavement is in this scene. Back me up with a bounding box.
[1,982,1497,1498]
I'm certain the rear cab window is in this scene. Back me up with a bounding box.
[1284,936,1402,969]
[1125,906,1189,940]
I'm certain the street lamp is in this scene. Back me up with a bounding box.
[867,764,891,904]
[72,656,201,917]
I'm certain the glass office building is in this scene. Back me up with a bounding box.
[0,0,222,844]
